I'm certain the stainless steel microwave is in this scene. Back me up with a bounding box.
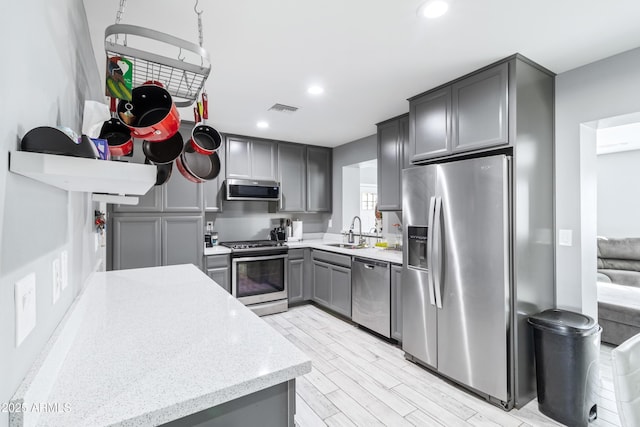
[225,179,280,201]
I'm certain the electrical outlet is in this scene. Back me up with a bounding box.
[328,218,333,228]
[206,221,214,230]
[15,273,37,347]
[52,258,61,304]
[60,250,69,290]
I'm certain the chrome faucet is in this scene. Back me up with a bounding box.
[349,216,366,246]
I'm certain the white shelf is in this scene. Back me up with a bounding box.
[9,151,156,196]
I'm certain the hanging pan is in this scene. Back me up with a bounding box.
[117,81,180,142]
[188,91,222,155]
[144,157,173,186]
[142,131,184,164]
[99,97,133,156]
[176,144,221,183]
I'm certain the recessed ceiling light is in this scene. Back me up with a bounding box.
[307,85,324,95]
[419,0,449,18]
[257,121,269,129]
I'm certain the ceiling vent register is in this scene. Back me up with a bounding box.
[268,104,299,113]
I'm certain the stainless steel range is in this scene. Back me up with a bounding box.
[221,240,288,316]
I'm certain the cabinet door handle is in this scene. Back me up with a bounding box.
[364,264,375,270]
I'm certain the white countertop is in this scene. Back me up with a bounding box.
[10,264,311,427]
[204,238,402,264]
[287,239,403,264]
[203,245,231,256]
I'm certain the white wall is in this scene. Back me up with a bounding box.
[597,149,640,237]
[0,1,103,425]
[555,47,640,318]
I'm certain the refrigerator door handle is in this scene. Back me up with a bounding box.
[433,196,444,309]
[426,196,437,306]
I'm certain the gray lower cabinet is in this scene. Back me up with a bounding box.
[111,215,202,271]
[205,254,230,292]
[226,136,277,181]
[391,264,402,341]
[377,114,408,211]
[409,60,510,162]
[311,250,351,318]
[306,146,332,212]
[112,216,162,270]
[278,143,306,212]
[288,249,306,304]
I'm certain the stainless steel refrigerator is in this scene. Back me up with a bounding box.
[402,154,518,409]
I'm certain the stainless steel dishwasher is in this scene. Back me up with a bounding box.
[352,257,391,338]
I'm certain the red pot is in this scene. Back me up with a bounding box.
[117,82,180,142]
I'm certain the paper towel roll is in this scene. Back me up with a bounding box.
[291,220,303,241]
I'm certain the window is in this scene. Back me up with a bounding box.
[361,192,377,211]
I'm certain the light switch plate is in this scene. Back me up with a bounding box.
[15,273,37,347]
[328,218,333,228]
[559,229,573,246]
[52,258,61,304]
[60,250,69,290]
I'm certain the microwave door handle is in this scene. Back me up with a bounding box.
[426,196,436,306]
[433,196,444,309]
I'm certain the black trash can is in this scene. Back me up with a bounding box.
[528,309,601,427]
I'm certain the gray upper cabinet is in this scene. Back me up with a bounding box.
[278,143,307,212]
[162,167,204,212]
[377,114,408,211]
[452,63,508,153]
[226,136,277,181]
[226,137,251,178]
[409,87,451,163]
[161,216,203,269]
[112,186,162,213]
[306,146,332,212]
[251,139,278,180]
[409,60,511,162]
[112,216,162,270]
[204,141,226,212]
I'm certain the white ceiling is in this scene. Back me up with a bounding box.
[83,0,640,147]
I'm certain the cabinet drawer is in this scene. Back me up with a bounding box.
[312,250,351,268]
[205,254,230,269]
[289,248,305,260]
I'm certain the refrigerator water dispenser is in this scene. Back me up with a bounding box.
[407,226,428,270]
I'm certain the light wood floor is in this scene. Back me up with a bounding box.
[263,304,621,427]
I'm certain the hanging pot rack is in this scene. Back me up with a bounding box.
[104,0,211,108]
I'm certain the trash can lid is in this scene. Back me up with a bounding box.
[528,309,598,335]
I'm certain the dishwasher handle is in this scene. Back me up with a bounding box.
[353,258,389,269]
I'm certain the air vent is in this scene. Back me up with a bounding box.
[268,103,299,113]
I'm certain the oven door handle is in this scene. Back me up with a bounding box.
[232,254,289,263]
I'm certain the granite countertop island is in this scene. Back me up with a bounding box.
[10,264,311,427]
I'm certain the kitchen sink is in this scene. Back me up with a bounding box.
[325,243,367,249]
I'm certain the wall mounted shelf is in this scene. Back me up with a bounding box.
[9,151,156,197]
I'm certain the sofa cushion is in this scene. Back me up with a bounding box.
[598,269,640,288]
[598,281,640,345]
[598,237,640,262]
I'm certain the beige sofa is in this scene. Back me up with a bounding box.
[597,237,640,345]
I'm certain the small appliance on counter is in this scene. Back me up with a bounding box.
[290,220,303,241]
[204,223,218,248]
